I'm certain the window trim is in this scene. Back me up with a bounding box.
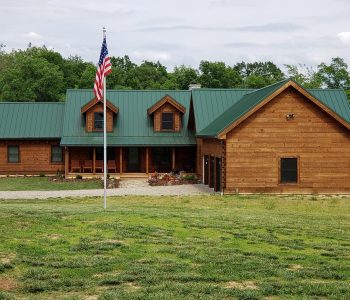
[279,156,299,185]
[7,145,20,163]
[51,145,63,164]
[93,111,104,131]
[161,112,174,131]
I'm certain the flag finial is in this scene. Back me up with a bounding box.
[103,27,106,38]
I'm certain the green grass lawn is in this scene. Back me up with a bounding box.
[0,177,103,191]
[0,195,350,299]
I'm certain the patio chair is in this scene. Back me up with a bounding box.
[83,160,93,173]
[108,160,117,173]
[70,160,81,173]
[95,160,103,173]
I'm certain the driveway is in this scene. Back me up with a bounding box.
[0,183,214,199]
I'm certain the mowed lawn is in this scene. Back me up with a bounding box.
[0,196,350,299]
[0,177,102,191]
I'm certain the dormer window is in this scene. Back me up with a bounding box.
[81,98,118,133]
[147,95,186,132]
[94,112,104,131]
[161,112,174,130]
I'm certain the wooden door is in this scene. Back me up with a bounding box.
[127,147,140,172]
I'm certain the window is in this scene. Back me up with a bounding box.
[94,112,104,130]
[8,146,19,163]
[280,158,298,184]
[51,146,63,163]
[161,112,174,130]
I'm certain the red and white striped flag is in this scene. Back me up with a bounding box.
[93,36,112,100]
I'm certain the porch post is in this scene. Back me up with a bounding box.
[115,148,118,174]
[172,147,176,170]
[119,147,123,175]
[146,147,149,174]
[93,147,96,174]
[64,147,69,178]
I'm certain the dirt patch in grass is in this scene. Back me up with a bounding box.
[47,234,62,240]
[0,253,16,264]
[287,264,303,271]
[123,282,142,291]
[0,277,18,291]
[104,239,125,245]
[84,296,98,300]
[223,281,259,290]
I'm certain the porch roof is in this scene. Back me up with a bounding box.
[61,136,196,146]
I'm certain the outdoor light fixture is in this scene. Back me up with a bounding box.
[286,113,295,120]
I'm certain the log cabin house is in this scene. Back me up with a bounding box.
[0,79,349,194]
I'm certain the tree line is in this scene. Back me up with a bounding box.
[0,44,349,102]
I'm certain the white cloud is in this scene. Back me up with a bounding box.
[131,51,172,62]
[24,31,42,39]
[337,32,350,43]
[1,0,349,69]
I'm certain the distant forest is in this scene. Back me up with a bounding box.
[0,44,349,102]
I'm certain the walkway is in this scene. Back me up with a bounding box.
[0,183,214,200]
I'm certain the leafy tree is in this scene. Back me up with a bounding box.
[125,61,168,89]
[171,65,199,90]
[285,64,322,88]
[317,57,350,89]
[63,55,92,89]
[0,54,64,102]
[107,55,136,89]
[78,64,98,89]
[199,61,240,88]
[234,61,284,88]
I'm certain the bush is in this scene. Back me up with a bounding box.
[56,169,63,179]
[39,173,45,177]
[181,174,197,181]
[75,174,83,180]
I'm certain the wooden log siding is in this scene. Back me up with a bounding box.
[224,87,350,194]
[0,140,64,175]
[153,103,182,132]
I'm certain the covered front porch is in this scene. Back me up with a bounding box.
[64,146,196,177]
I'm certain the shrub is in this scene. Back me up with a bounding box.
[181,174,197,181]
[39,173,45,177]
[75,174,83,180]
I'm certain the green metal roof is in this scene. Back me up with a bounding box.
[197,79,350,137]
[191,88,254,132]
[61,90,196,146]
[1,83,349,143]
[0,102,65,139]
[307,88,350,123]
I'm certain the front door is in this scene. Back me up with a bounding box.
[127,147,140,172]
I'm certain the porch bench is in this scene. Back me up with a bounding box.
[71,160,81,173]
[95,160,103,173]
[108,160,117,173]
[83,160,93,173]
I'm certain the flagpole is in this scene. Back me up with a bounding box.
[103,27,107,210]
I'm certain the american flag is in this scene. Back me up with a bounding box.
[93,37,112,100]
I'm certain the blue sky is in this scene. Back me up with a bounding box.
[1,0,350,70]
